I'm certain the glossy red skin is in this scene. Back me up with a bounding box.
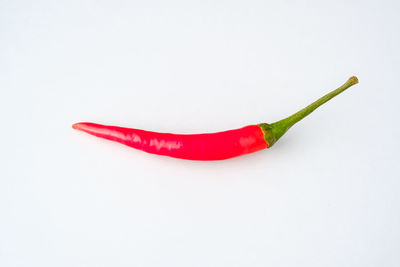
[73,122,268,160]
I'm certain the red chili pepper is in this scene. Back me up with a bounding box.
[73,77,358,161]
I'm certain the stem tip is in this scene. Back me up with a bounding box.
[349,76,359,85]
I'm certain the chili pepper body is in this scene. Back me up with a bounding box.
[72,123,268,160]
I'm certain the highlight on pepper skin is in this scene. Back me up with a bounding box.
[72,76,358,161]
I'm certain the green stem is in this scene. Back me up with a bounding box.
[259,76,359,146]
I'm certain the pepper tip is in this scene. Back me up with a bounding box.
[72,123,81,130]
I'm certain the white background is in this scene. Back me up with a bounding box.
[1,0,400,266]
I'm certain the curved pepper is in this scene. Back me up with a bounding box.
[73,76,358,161]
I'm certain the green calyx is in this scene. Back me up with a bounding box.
[259,76,359,147]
